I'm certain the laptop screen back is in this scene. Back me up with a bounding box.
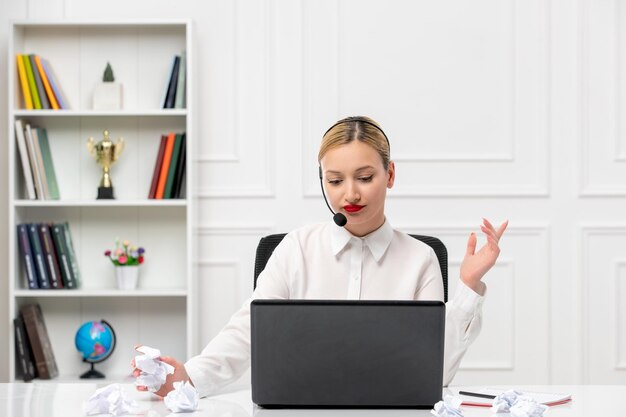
[251,299,445,408]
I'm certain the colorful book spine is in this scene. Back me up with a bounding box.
[36,128,60,200]
[16,55,33,109]
[50,223,76,289]
[41,59,67,110]
[38,224,63,289]
[28,224,50,289]
[29,55,50,110]
[23,55,41,110]
[155,132,176,199]
[164,133,183,198]
[14,120,37,200]
[17,224,38,289]
[149,135,167,199]
[34,55,59,110]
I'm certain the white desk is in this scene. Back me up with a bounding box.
[0,383,622,416]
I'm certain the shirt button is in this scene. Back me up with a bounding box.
[353,275,359,280]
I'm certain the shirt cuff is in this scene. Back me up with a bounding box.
[450,280,486,315]
[184,359,215,398]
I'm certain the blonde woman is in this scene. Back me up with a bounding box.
[134,116,508,398]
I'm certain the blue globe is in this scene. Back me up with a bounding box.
[75,320,116,363]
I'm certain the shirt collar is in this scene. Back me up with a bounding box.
[330,218,394,262]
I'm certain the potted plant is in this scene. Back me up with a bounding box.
[104,239,145,290]
[93,62,123,110]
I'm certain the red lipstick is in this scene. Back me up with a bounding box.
[343,204,364,213]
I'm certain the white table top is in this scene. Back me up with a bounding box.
[0,383,622,417]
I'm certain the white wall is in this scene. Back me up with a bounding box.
[1,0,625,385]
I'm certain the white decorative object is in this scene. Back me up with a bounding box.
[93,83,123,110]
[116,266,139,290]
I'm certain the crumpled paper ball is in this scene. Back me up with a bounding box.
[509,398,548,417]
[84,383,141,416]
[134,345,175,392]
[432,395,464,417]
[491,389,526,413]
[164,381,199,413]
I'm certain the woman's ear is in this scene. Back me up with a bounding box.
[387,161,395,188]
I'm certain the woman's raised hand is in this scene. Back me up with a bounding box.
[459,218,508,294]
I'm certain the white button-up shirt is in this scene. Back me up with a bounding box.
[185,220,485,398]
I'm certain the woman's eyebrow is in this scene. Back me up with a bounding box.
[325,166,376,175]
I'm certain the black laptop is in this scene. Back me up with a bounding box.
[250,299,445,408]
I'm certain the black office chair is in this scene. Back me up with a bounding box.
[254,233,448,302]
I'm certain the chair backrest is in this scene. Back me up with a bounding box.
[254,233,448,302]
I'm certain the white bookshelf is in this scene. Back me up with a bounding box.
[7,20,195,382]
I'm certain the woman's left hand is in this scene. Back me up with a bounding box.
[460,218,508,294]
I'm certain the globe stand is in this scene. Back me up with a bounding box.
[80,361,105,379]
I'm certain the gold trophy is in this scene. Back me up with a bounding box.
[87,130,125,199]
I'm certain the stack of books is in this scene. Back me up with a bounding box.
[15,54,68,110]
[149,132,186,199]
[14,303,58,381]
[15,120,60,200]
[16,222,81,290]
[162,52,186,109]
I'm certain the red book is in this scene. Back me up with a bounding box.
[155,133,176,199]
[149,135,167,199]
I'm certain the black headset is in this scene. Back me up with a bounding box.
[318,117,391,227]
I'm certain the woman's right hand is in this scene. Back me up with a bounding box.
[131,352,193,398]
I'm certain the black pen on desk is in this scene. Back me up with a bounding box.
[458,391,496,400]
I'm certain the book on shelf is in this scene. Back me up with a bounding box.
[14,120,36,199]
[34,55,60,110]
[163,55,180,109]
[36,128,60,199]
[24,123,45,199]
[164,133,183,198]
[38,224,64,289]
[62,222,81,288]
[40,58,68,110]
[172,133,187,198]
[19,303,58,380]
[31,128,51,199]
[13,316,36,381]
[15,55,33,110]
[19,222,80,290]
[22,54,41,110]
[50,223,78,289]
[174,51,186,109]
[17,224,38,289]
[16,121,61,200]
[149,135,167,199]
[15,54,67,110]
[27,224,51,289]
[155,132,176,199]
[29,55,51,110]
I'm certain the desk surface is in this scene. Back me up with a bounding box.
[0,383,622,417]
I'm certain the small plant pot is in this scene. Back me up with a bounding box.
[116,266,139,290]
[93,83,123,110]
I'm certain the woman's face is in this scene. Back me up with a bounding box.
[320,140,395,237]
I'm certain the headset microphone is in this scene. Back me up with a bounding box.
[319,167,347,227]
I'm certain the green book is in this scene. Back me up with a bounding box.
[164,133,183,198]
[62,222,81,288]
[36,128,60,199]
[23,55,41,109]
